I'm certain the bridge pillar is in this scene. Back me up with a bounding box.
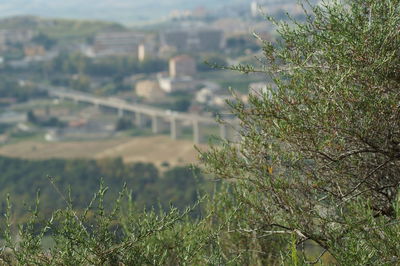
[219,124,228,140]
[192,120,202,144]
[118,108,124,118]
[151,116,164,134]
[135,112,146,128]
[170,118,182,140]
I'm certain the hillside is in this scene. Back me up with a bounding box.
[0,155,208,222]
[0,0,242,24]
[0,16,125,42]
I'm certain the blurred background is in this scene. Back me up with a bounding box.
[0,0,316,219]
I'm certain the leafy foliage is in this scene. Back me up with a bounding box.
[0,76,46,102]
[32,33,57,50]
[0,156,208,222]
[201,0,400,264]
[0,183,227,265]
[1,1,399,264]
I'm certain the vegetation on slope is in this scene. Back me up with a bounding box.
[0,16,125,43]
[0,156,208,222]
[1,0,400,264]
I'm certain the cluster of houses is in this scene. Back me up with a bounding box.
[0,28,59,68]
[85,28,224,59]
[134,53,245,110]
[0,6,279,143]
[0,23,269,118]
[0,0,306,69]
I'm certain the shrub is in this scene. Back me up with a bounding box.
[201,0,400,264]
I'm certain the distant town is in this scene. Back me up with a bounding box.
[0,0,306,163]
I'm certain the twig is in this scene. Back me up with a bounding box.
[305,249,328,265]
[47,176,90,237]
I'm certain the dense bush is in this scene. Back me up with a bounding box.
[0,77,46,102]
[201,0,400,264]
[0,156,208,222]
[0,185,225,265]
[115,117,134,131]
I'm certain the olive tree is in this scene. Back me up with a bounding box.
[201,0,400,264]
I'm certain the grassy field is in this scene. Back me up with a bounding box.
[0,135,207,167]
[197,70,267,94]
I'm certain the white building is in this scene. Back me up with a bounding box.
[93,32,146,56]
[0,29,35,45]
[169,55,197,78]
[158,75,196,93]
[195,88,214,104]
[161,29,224,52]
[138,41,157,62]
[135,80,166,100]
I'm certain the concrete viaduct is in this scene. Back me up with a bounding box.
[46,87,234,144]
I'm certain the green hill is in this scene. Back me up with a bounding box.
[0,155,207,222]
[0,16,126,43]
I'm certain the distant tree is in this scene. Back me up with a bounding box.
[225,36,260,54]
[27,110,37,123]
[115,117,133,131]
[32,33,57,49]
[173,98,191,112]
[40,117,66,128]
[70,74,91,92]
[139,58,168,73]
[156,166,205,212]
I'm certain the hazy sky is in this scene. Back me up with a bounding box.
[0,0,244,24]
